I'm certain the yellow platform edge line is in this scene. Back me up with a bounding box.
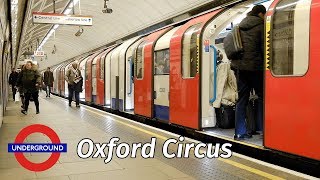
[84,107,284,180]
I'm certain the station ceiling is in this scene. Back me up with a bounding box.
[15,0,220,70]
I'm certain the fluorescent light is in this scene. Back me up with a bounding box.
[63,8,72,15]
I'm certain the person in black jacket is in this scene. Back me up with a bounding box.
[9,68,19,101]
[232,5,266,140]
[16,61,41,115]
[43,67,54,97]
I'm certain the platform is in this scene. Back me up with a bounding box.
[0,92,314,180]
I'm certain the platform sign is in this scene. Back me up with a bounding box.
[34,51,45,57]
[32,12,93,26]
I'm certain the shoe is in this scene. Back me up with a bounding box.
[76,105,80,108]
[247,131,259,136]
[21,110,27,115]
[69,103,71,107]
[36,111,40,114]
[234,134,252,140]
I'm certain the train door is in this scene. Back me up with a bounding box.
[79,57,89,100]
[64,62,72,97]
[134,28,172,118]
[96,47,115,106]
[118,37,141,112]
[169,11,222,130]
[104,50,115,106]
[153,27,180,121]
[92,53,104,104]
[265,0,320,161]
[125,39,144,111]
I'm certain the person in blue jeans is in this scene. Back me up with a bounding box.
[231,5,266,140]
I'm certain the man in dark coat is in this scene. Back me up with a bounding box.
[9,68,19,101]
[232,5,266,140]
[43,67,54,97]
[16,61,41,115]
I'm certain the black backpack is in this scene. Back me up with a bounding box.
[223,25,244,60]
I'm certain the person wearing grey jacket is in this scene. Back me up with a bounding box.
[65,62,82,107]
[232,5,266,140]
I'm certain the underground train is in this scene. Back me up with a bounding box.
[47,0,320,162]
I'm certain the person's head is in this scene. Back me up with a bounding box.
[25,61,33,70]
[72,62,78,69]
[47,67,50,71]
[249,5,266,19]
[12,68,16,72]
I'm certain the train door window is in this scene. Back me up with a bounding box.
[92,64,97,78]
[100,56,105,80]
[271,0,311,76]
[135,41,146,79]
[85,62,89,79]
[182,23,202,78]
[154,49,170,75]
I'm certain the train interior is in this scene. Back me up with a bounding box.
[201,0,273,147]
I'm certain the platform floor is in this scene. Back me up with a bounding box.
[0,92,314,180]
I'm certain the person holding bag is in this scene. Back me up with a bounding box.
[65,62,83,107]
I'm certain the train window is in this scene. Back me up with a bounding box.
[135,41,146,79]
[271,0,311,76]
[182,23,202,78]
[100,56,105,80]
[154,49,170,75]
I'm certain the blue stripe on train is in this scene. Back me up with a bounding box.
[154,104,169,121]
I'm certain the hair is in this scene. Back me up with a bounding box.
[248,5,266,16]
[26,61,33,65]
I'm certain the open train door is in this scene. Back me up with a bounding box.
[153,27,180,121]
[134,28,172,118]
[169,11,221,130]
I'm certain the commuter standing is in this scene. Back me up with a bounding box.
[9,68,19,101]
[65,62,82,107]
[17,61,41,115]
[232,5,266,140]
[43,67,54,97]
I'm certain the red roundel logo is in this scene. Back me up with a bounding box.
[8,124,67,172]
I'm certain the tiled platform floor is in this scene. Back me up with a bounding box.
[0,92,313,180]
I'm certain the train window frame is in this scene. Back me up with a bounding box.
[154,49,170,75]
[100,54,105,80]
[270,0,311,77]
[181,23,202,79]
[135,41,146,80]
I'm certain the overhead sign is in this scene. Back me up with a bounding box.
[32,12,93,26]
[34,51,45,57]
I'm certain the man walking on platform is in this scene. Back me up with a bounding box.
[43,67,54,97]
[17,61,41,115]
[66,62,83,107]
[9,68,19,101]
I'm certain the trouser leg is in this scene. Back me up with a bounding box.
[12,86,16,100]
[24,93,31,111]
[32,91,39,112]
[49,86,51,96]
[250,71,264,133]
[75,91,80,105]
[235,71,250,135]
[68,85,74,105]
